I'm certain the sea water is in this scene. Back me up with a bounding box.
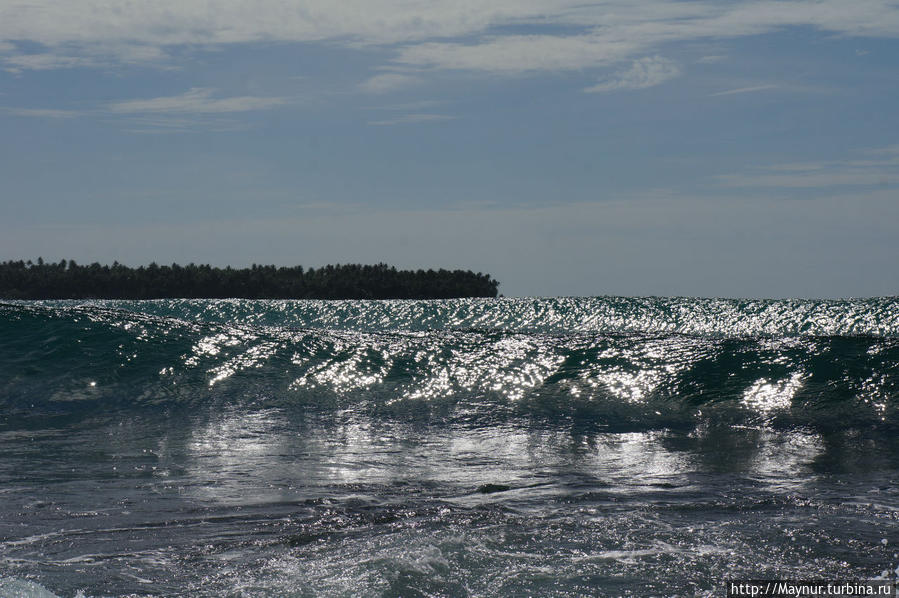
[0,297,897,597]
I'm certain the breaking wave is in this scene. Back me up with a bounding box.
[2,298,897,430]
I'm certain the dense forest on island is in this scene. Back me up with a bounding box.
[0,259,500,299]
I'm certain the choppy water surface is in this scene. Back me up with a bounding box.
[1,298,897,597]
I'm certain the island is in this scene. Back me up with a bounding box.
[0,259,500,299]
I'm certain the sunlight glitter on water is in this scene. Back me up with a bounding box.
[741,372,805,415]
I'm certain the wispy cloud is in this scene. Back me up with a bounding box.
[367,100,445,111]
[368,113,455,126]
[3,53,102,72]
[1,44,170,73]
[711,84,778,96]
[111,114,251,134]
[2,107,80,118]
[584,56,681,93]
[358,73,419,94]
[697,54,727,63]
[104,88,290,132]
[2,87,288,131]
[860,144,899,157]
[717,171,898,188]
[107,88,288,114]
[714,145,899,189]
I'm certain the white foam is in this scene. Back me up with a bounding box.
[0,577,63,598]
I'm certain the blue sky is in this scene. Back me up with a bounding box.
[1,1,898,297]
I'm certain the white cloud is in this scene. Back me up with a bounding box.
[395,34,640,73]
[710,84,778,96]
[584,56,680,93]
[107,88,288,114]
[0,1,565,47]
[359,73,418,94]
[697,54,727,63]
[389,1,899,75]
[2,1,899,74]
[368,113,455,126]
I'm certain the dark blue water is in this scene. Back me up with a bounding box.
[1,298,897,597]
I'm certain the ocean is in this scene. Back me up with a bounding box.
[0,297,897,597]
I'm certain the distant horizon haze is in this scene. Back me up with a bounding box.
[1,255,895,301]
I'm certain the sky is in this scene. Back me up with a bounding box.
[1,1,898,298]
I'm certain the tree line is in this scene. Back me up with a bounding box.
[0,259,500,299]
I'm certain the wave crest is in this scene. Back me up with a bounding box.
[1,300,897,430]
